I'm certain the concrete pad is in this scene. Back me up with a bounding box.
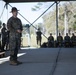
[0,48,59,75]
[0,48,76,75]
[54,48,76,75]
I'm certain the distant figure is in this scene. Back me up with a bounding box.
[1,23,7,51]
[36,28,42,47]
[56,33,63,47]
[6,30,10,50]
[70,33,76,47]
[48,33,54,47]
[64,33,70,47]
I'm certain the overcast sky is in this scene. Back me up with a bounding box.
[0,1,68,25]
[0,1,55,25]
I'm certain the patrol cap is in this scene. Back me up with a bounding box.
[10,7,19,12]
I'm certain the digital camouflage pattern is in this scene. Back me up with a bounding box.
[7,16,23,61]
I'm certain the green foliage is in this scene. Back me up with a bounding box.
[31,2,43,11]
[74,15,76,18]
[43,2,76,34]
[31,2,48,11]
[31,2,76,34]
[31,8,37,11]
[73,22,76,30]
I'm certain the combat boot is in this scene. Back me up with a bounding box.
[10,60,19,66]
[16,60,22,64]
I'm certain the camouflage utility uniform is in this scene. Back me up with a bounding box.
[48,35,54,47]
[7,16,23,61]
[56,35,63,47]
[1,26,7,51]
[36,30,42,46]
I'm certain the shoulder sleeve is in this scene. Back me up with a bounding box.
[7,17,12,31]
[18,18,23,31]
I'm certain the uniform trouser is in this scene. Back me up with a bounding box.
[48,41,54,47]
[1,38,7,51]
[9,36,21,61]
[37,38,42,46]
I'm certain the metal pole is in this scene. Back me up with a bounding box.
[56,1,58,39]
